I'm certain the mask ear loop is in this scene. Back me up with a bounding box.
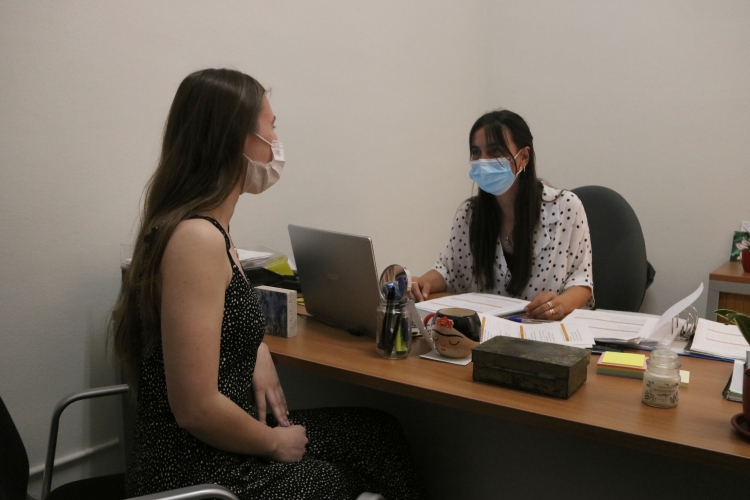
[512,147,528,175]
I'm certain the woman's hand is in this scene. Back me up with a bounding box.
[410,270,447,302]
[525,286,592,320]
[269,425,308,463]
[525,292,566,320]
[411,276,432,302]
[252,343,290,427]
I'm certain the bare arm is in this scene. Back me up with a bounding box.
[160,220,306,461]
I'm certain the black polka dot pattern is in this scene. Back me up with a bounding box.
[435,185,595,307]
[126,217,426,500]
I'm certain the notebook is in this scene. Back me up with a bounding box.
[288,225,381,338]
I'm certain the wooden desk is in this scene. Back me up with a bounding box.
[265,314,750,476]
[708,261,750,320]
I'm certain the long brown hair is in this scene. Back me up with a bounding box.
[111,68,266,391]
[468,110,543,296]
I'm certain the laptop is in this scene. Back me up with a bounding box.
[288,225,381,337]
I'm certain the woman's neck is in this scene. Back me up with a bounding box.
[202,184,241,232]
[495,181,519,220]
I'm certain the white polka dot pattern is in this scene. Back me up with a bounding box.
[434,184,595,308]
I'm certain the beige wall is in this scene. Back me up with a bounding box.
[487,1,750,314]
[0,1,748,495]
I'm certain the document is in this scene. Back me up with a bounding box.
[417,293,529,317]
[567,283,704,347]
[480,315,594,348]
[566,309,658,342]
[688,319,750,361]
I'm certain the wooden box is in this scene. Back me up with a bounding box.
[472,337,590,399]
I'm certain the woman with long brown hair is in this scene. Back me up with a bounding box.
[412,110,594,319]
[112,68,424,499]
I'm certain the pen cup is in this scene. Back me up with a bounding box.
[376,301,412,360]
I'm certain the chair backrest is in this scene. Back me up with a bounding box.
[571,185,654,312]
[0,394,29,500]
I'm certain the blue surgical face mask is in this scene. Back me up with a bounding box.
[468,150,523,196]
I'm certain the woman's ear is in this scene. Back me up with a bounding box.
[517,146,530,173]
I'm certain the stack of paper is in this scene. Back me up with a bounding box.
[480,315,594,348]
[689,319,750,361]
[567,283,704,347]
[417,293,529,317]
[567,309,657,343]
[236,248,274,268]
[596,352,647,379]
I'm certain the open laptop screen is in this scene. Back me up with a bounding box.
[288,225,380,338]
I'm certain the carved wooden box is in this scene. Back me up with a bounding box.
[472,336,590,399]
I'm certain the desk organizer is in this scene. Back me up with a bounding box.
[472,336,590,399]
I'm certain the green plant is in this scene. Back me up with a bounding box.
[736,234,750,252]
[715,309,750,345]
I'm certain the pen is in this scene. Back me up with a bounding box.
[507,317,554,324]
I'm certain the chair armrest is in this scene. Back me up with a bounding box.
[41,384,129,500]
[126,484,240,500]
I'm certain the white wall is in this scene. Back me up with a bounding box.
[1,0,748,495]
[0,0,487,494]
[487,0,750,314]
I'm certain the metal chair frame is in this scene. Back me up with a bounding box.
[41,384,239,500]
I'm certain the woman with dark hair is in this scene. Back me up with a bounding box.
[112,68,425,499]
[412,110,593,319]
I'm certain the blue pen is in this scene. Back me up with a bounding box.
[507,317,554,324]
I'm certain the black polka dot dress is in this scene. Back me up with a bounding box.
[435,184,595,307]
[126,217,426,500]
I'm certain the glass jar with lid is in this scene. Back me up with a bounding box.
[641,348,681,408]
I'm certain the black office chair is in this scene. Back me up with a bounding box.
[571,185,655,312]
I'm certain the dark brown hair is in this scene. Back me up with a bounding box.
[468,110,543,296]
[111,68,266,391]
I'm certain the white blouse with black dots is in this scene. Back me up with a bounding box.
[434,184,595,308]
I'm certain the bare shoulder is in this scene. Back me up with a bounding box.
[162,219,230,279]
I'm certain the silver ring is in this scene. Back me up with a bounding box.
[546,301,553,310]
[550,308,555,316]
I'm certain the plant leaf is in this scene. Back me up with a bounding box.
[716,309,750,345]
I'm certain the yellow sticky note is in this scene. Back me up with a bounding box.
[601,352,646,368]
[680,370,690,387]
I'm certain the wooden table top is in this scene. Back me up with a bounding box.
[710,261,750,285]
[265,314,750,475]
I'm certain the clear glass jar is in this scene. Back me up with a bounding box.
[375,301,412,359]
[642,348,681,408]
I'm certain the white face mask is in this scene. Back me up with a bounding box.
[243,133,285,194]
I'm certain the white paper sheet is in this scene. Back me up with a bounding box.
[729,360,745,396]
[419,349,472,365]
[236,249,273,267]
[480,315,594,348]
[689,319,750,361]
[566,309,658,342]
[567,284,703,346]
[417,293,529,317]
[645,283,704,346]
